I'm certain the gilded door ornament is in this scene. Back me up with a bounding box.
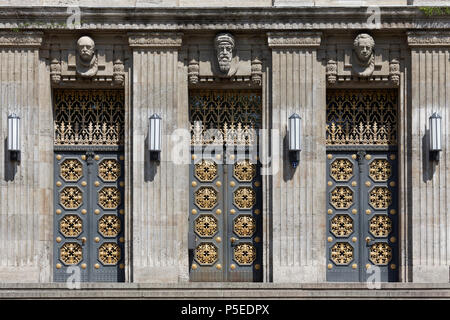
[98,187,121,209]
[98,243,121,265]
[60,159,83,182]
[233,160,256,182]
[369,159,392,182]
[195,243,219,265]
[60,186,83,210]
[233,187,256,209]
[330,215,353,237]
[326,89,397,146]
[195,187,218,210]
[330,242,354,265]
[369,187,392,209]
[99,159,121,182]
[60,243,83,265]
[330,159,353,181]
[98,215,121,237]
[369,215,392,237]
[60,215,83,237]
[369,243,392,265]
[194,160,218,182]
[195,215,219,237]
[233,243,256,265]
[233,215,256,237]
[330,186,353,209]
[53,89,125,146]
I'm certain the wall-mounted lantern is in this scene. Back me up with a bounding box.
[288,113,301,168]
[429,112,442,161]
[7,113,20,162]
[148,113,162,161]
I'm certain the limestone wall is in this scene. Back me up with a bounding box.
[0,32,52,282]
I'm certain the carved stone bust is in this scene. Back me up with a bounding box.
[214,32,239,77]
[76,36,98,77]
[352,33,375,78]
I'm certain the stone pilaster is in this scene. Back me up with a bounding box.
[128,32,189,282]
[407,31,450,283]
[0,32,50,282]
[267,32,326,282]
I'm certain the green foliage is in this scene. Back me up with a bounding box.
[420,6,450,16]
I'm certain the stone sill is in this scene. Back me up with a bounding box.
[1,283,450,299]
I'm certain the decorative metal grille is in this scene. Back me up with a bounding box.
[234,243,256,265]
[53,89,125,146]
[326,89,397,145]
[330,242,353,265]
[189,90,262,146]
[369,243,392,265]
[369,159,392,182]
[98,243,121,265]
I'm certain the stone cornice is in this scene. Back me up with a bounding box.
[0,7,449,31]
[407,32,450,47]
[128,32,183,48]
[0,31,43,47]
[267,32,321,48]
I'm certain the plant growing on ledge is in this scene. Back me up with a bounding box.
[419,6,450,16]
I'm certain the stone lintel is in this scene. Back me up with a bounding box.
[0,31,43,48]
[407,31,450,47]
[128,32,183,48]
[267,32,322,48]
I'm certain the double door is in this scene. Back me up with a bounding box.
[189,150,263,282]
[53,151,125,282]
[326,150,398,282]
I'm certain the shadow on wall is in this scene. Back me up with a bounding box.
[422,129,437,182]
[283,133,296,182]
[4,138,17,181]
[144,135,159,182]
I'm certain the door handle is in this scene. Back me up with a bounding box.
[77,237,87,245]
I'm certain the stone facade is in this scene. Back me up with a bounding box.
[0,5,449,293]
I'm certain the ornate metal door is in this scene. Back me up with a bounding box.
[188,90,263,282]
[53,89,125,282]
[326,89,399,282]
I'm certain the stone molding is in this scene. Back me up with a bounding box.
[128,32,183,48]
[0,7,449,31]
[0,32,43,47]
[407,32,450,47]
[267,32,322,48]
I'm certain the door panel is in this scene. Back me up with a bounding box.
[54,151,125,282]
[189,151,262,282]
[326,151,398,282]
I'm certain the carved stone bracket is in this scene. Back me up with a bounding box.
[325,34,402,86]
[45,35,128,86]
[187,34,264,86]
[251,46,263,86]
[0,31,43,48]
[128,32,183,48]
[407,31,450,47]
[267,32,322,48]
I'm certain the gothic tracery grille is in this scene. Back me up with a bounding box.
[54,89,125,146]
[189,90,262,145]
[326,89,397,145]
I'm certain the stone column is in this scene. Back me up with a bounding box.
[407,32,450,283]
[0,32,51,282]
[128,32,189,283]
[267,32,326,282]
